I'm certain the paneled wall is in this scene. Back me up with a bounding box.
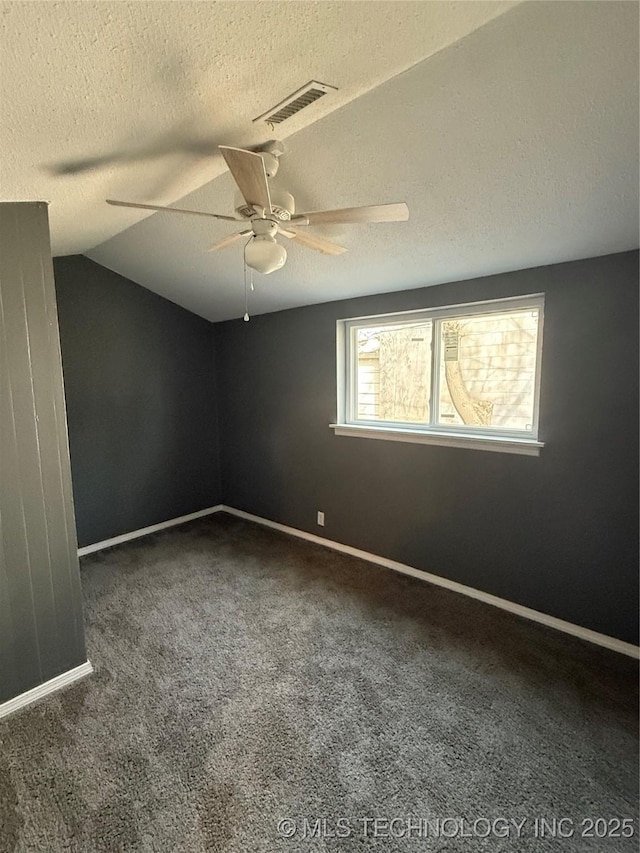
[0,203,87,703]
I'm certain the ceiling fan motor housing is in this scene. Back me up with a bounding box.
[248,140,286,176]
[235,188,295,221]
[251,219,278,238]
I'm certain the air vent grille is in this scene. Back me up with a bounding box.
[254,81,337,125]
[266,88,326,124]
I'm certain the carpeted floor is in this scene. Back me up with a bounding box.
[1,513,638,852]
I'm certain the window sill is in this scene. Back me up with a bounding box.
[329,424,544,456]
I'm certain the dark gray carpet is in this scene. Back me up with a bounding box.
[1,513,638,852]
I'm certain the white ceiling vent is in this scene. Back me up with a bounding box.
[254,81,337,125]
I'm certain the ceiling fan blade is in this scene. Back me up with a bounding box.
[278,226,347,256]
[292,202,409,226]
[106,199,239,222]
[277,226,297,238]
[219,146,272,213]
[206,230,252,252]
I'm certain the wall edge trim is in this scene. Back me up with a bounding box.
[74,503,638,658]
[222,506,640,659]
[0,661,94,720]
[77,505,224,556]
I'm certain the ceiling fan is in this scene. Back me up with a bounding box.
[106,140,409,275]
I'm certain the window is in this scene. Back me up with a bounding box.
[332,295,544,455]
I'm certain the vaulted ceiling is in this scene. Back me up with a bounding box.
[2,1,638,321]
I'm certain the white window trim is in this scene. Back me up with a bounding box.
[333,294,545,456]
[329,423,543,455]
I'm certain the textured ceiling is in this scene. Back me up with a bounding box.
[0,0,516,253]
[2,2,638,322]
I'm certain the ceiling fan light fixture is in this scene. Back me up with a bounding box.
[244,235,287,275]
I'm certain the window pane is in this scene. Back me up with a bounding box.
[437,309,539,431]
[356,322,432,423]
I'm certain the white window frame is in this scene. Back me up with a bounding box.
[331,294,545,456]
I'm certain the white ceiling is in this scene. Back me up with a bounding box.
[2,1,638,322]
[1,1,516,251]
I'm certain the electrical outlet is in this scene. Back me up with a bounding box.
[317,511,325,526]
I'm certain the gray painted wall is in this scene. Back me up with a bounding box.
[0,203,87,703]
[215,251,639,645]
[54,256,221,548]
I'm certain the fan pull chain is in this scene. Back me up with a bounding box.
[243,242,251,322]
[243,262,249,322]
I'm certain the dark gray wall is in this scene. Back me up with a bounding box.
[1,204,87,703]
[215,251,639,645]
[54,256,221,548]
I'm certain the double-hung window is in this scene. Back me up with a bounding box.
[333,294,545,455]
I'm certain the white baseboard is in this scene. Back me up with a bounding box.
[221,506,640,660]
[0,660,94,720]
[78,505,224,556]
[75,502,638,659]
